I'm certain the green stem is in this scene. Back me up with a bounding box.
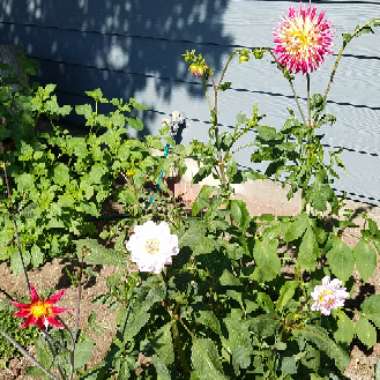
[2,164,31,293]
[306,73,311,127]
[289,78,308,127]
[266,47,307,126]
[0,330,59,380]
[324,18,380,103]
[42,331,67,380]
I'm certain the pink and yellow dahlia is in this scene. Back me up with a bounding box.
[273,6,333,74]
[13,286,67,330]
[311,276,349,316]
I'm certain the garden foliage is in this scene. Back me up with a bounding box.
[0,9,380,380]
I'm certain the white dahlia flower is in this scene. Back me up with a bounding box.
[311,276,349,316]
[125,221,179,274]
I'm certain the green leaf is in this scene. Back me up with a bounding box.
[281,356,298,375]
[353,239,377,282]
[276,281,298,312]
[152,355,171,380]
[196,311,221,335]
[230,200,250,230]
[334,312,355,344]
[356,317,377,348]
[361,294,380,328]
[123,283,166,341]
[74,338,94,369]
[192,186,214,216]
[154,323,174,366]
[219,269,241,287]
[53,163,70,185]
[224,312,252,375]
[252,239,281,282]
[298,227,319,272]
[191,338,227,380]
[294,325,350,372]
[15,173,34,192]
[256,125,282,142]
[180,222,215,255]
[326,238,354,282]
[76,239,124,266]
[284,213,309,243]
[126,117,144,131]
[31,245,44,268]
[250,314,279,338]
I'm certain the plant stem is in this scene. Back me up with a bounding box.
[0,330,59,380]
[265,48,308,126]
[42,330,66,380]
[306,73,311,127]
[2,163,31,293]
[324,19,380,102]
[288,79,307,127]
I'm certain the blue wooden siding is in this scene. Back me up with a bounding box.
[0,0,379,204]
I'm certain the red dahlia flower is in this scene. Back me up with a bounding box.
[273,6,333,74]
[12,286,67,330]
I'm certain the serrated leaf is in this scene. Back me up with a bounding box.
[123,283,166,341]
[126,117,144,131]
[224,312,252,375]
[180,222,215,255]
[276,281,298,312]
[361,294,380,328]
[76,239,124,266]
[31,245,44,268]
[334,312,355,344]
[230,200,250,230]
[256,125,282,142]
[298,227,319,272]
[252,239,281,282]
[250,314,279,338]
[219,269,241,287]
[196,310,221,335]
[154,323,174,366]
[326,238,354,282]
[294,325,350,372]
[353,239,377,281]
[192,186,214,216]
[281,356,297,375]
[284,213,309,243]
[191,338,227,380]
[152,355,171,380]
[356,317,377,348]
[74,338,94,369]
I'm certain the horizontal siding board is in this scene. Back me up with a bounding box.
[1,0,379,57]
[26,54,379,154]
[0,23,379,110]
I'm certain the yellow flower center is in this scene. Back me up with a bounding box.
[145,238,160,255]
[30,301,51,318]
[284,18,317,57]
[318,289,333,303]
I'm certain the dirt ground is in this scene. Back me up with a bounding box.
[0,182,380,379]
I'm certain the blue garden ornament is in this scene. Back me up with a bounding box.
[149,112,186,205]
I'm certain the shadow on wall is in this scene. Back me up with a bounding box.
[0,0,233,134]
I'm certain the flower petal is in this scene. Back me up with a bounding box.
[47,289,65,304]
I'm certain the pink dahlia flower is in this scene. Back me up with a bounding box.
[273,6,333,74]
[311,276,349,316]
